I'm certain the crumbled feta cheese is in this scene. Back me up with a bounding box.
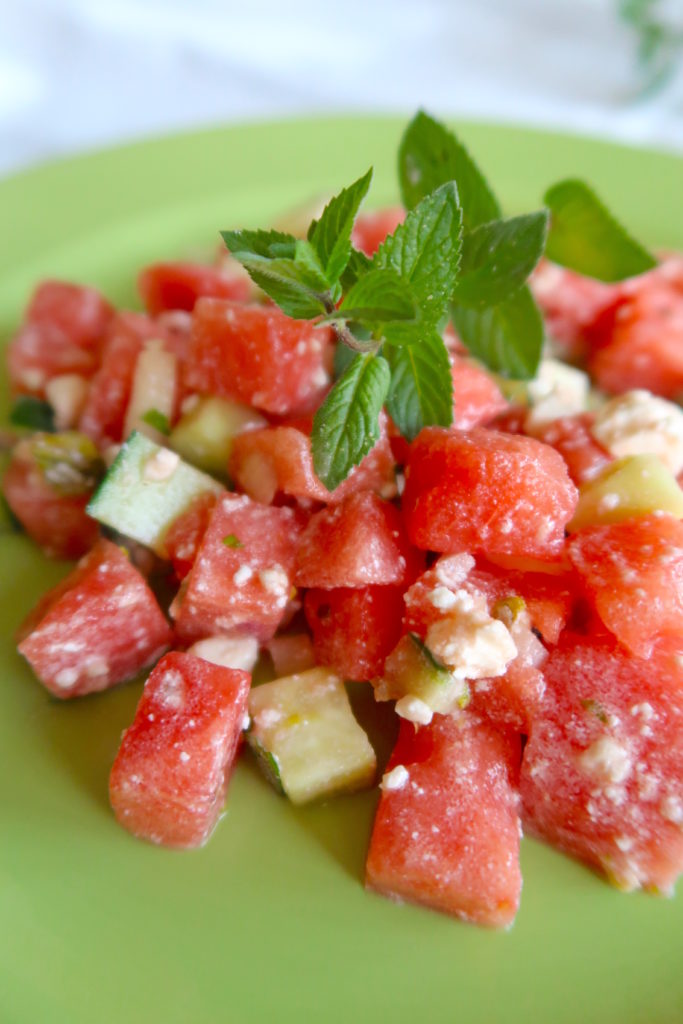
[188,635,259,672]
[425,593,517,680]
[591,389,683,475]
[395,695,434,725]
[427,586,458,611]
[143,447,180,482]
[54,667,79,689]
[179,751,190,763]
[525,358,590,430]
[233,565,254,586]
[380,764,410,791]
[578,736,632,785]
[155,669,186,709]
[258,566,290,598]
[660,795,683,826]
[434,554,475,590]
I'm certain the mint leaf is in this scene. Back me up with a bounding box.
[399,111,501,229]
[326,268,418,326]
[10,396,55,432]
[384,330,453,441]
[453,211,549,308]
[308,169,373,285]
[222,533,243,549]
[332,339,357,379]
[311,353,390,490]
[374,182,463,327]
[340,247,372,290]
[221,227,297,261]
[222,227,328,318]
[141,408,171,436]
[452,285,543,380]
[544,179,657,282]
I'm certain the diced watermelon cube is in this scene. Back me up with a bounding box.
[531,413,613,486]
[7,280,114,397]
[530,260,615,361]
[567,514,683,658]
[163,491,219,580]
[228,413,397,506]
[171,493,304,643]
[138,261,251,316]
[295,491,422,589]
[351,208,405,256]
[304,586,404,682]
[365,714,522,927]
[79,312,168,447]
[17,539,172,698]
[184,299,333,416]
[402,427,578,562]
[520,633,683,893]
[2,439,100,559]
[109,651,250,848]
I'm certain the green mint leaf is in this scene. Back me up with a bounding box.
[453,211,549,308]
[9,396,56,432]
[332,339,357,379]
[340,247,373,291]
[293,239,331,292]
[141,408,171,436]
[236,256,327,319]
[311,352,390,490]
[308,168,373,285]
[222,533,243,549]
[321,268,418,326]
[452,285,543,380]
[544,179,657,282]
[399,111,501,229]
[374,182,463,327]
[384,330,453,441]
[221,227,297,261]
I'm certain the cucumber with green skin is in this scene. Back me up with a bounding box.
[87,431,223,557]
[247,667,376,805]
[375,632,470,716]
[169,396,266,480]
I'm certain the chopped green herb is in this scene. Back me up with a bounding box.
[222,533,243,549]
[10,396,55,432]
[141,408,171,435]
[581,698,609,724]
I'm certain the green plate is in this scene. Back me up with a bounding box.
[1,117,681,1024]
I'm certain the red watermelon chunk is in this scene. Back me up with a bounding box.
[586,258,683,399]
[184,299,333,416]
[8,280,114,397]
[402,427,578,562]
[532,413,613,486]
[171,494,304,643]
[2,440,99,559]
[304,586,404,682]
[530,260,615,361]
[295,491,422,589]
[17,539,172,698]
[520,633,683,893]
[351,208,405,256]
[163,491,219,581]
[366,714,522,927]
[79,311,168,447]
[138,261,251,316]
[229,415,397,506]
[109,651,250,848]
[567,514,683,658]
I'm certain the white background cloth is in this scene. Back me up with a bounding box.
[1,0,682,176]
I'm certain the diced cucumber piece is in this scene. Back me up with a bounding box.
[375,633,470,717]
[123,340,177,442]
[247,667,376,804]
[87,431,223,556]
[169,396,267,480]
[568,454,683,532]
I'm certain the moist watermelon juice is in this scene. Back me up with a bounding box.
[5,209,683,929]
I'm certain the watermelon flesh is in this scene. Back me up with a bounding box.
[521,633,683,893]
[366,714,522,927]
[109,652,250,848]
[17,539,173,698]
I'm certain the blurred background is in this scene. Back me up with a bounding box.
[1,0,682,175]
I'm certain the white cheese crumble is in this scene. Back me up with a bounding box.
[425,592,517,680]
[53,667,79,689]
[188,635,259,672]
[578,736,632,785]
[155,669,186,709]
[660,795,683,826]
[233,565,254,586]
[380,764,410,792]
[395,695,434,725]
[143,447,180,482]
[525,358,590,430]
[427,586,458,611]
[434,553,475,590]
[591,389,683,475]
[258,566,290,597]
[179,751,190,764]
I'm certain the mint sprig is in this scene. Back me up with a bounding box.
[220,110,656,489]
